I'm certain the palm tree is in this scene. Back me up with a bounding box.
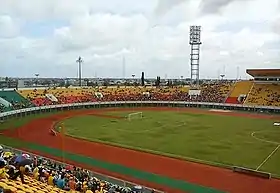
[84,78,89,86]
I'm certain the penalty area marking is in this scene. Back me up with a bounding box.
[251,131,280,145]
[251,131,280,171]
[256,145,280,171]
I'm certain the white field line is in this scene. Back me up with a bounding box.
[127,112,143,116]
[256,145,280,171]
[251,131,280,171]
[251,131,280,145]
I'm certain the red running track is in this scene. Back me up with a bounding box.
[3,107,280,193]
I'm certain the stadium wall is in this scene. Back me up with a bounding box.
[1,101,280,120]
[0,101,279,190]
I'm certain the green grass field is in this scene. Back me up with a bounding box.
[58,110,280,176]
[1,109,280,177]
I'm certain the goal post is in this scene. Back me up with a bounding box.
[127,112,143,121]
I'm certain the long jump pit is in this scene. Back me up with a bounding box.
[2,107,280,193]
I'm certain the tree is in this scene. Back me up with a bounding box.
[4,77,9,88]
[65,80,70,88]
[155,76,161,86]
[103,79,109,86]
[59,81,65,87]
[84,78,89,86]
[167,79,170,86]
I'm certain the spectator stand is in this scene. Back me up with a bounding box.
[16,84,236,106]
[0,145,163,193]
[246,69,280,106]
[225,81,253,104]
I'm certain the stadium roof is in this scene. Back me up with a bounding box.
[246,69,280,77]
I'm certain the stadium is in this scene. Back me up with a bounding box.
[1,1,280,193]
[0,68,280,193]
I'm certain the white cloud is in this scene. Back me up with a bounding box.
[0,0,280,79]
[0,15,20,38]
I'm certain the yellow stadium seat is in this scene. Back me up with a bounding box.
[17,191,26,193]
[22,184,31,189]
[229,81,253,97]
[245,83,280,106]
[6,181,16,186]
[25,188,35,193]
[4,185,17,192]
[29,187,38,191]
[0,181,7,188]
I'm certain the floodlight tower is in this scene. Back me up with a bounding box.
[189,26,202,85]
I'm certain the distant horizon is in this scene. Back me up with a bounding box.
[0,76,251,80]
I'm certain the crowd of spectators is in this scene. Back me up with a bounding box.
[2,82,235,109]
[247,83,280,106]
[198,82,233,103]
[0,101,33,113]
[0,146,154,193]
[2,81,280,110]
[91,82,232,103]
[20,88,98,107]
[0,104,4,113]
[10,101,33,110]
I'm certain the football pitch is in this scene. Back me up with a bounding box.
[59,109,280,176]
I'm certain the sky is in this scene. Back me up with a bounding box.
[0,0,280,79]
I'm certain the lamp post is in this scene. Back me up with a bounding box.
[76,56,83,87]
[132,74,135,86]
[35,73,39,87]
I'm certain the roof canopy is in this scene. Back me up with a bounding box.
[246,69,280,77]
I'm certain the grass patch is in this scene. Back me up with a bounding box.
[254,129,280,144]
[59,110,280,176]
[0,136,28,148]
[1,108,280,177]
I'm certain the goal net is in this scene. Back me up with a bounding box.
[127,112,143,121]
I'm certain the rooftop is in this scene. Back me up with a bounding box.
[246,69,280,77]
